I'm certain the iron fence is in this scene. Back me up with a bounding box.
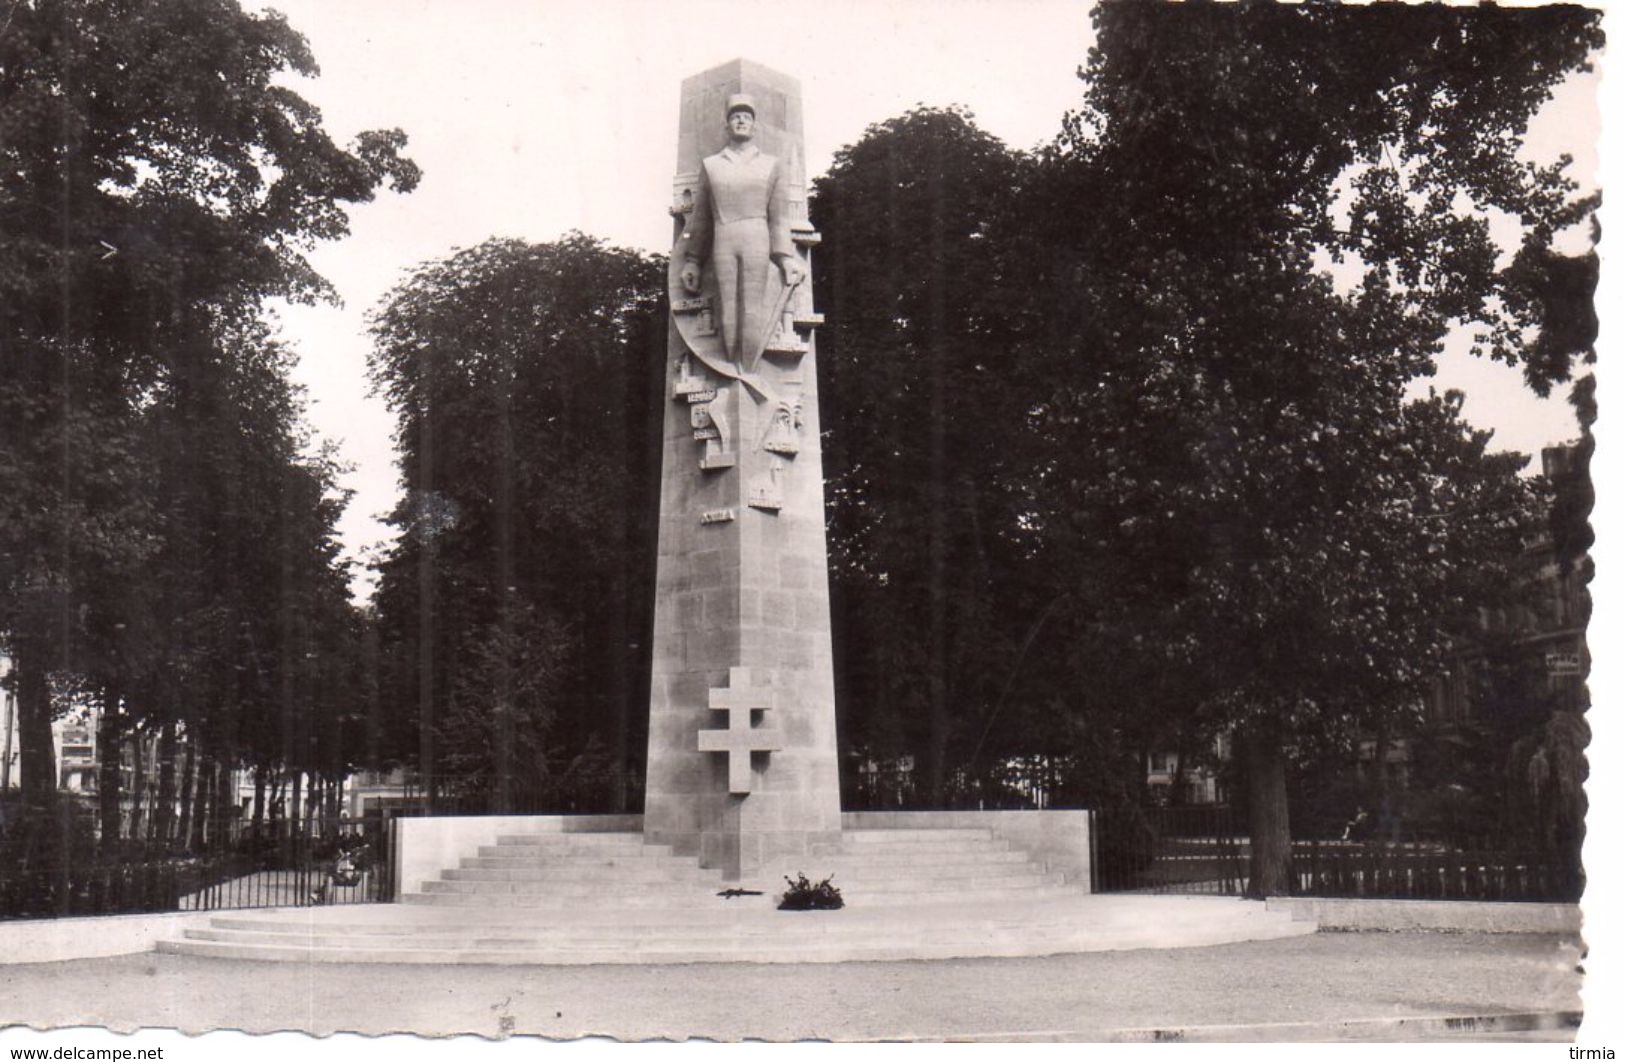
[1090,804,1248,895]
[179,814,395,911]
[406,770,643,816]
[0,811,395,921]
[1089,804,1581,902]
[842,760,1062,811]
[1291,838,1582,902]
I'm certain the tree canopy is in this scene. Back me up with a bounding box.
[812,106,1054,803]
[368,235,665,810]
[0,0,417,847]
[808,1,1596,893]
[1050,0,1598,893]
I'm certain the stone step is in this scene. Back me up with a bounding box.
[185,923,1092,948]
[464,852,682,867]
[480,844,666,858]
[473,845,675,860]
[161,894,1319,965]
[801,847,1031,867]
[808,838,1010,855]
[441,866,724,884]
[420,878,726,897]
[841,828,996,843]
[199,899,1297,940]
[181,920,1100,949]
[474,850,676,863]
[793,857,1040,879]
[403,882,1088,909]
[400,893,723,910]
[156,915,1315,965]
[832,884,1087,906]
[831,872,1068,894]
[491,834,655,847]
[807,865,1061,887]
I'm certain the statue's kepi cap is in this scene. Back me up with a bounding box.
[725,93,756,118]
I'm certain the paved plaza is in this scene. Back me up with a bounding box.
[0,931,1583,1042]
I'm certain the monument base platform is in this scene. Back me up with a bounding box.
[157,892,1313,965]
[157,821,1314,964]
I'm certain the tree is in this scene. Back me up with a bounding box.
[368,235,664,810]
[1036,1,1598,893]
[812,107,1054,804]
[0,0,417,804]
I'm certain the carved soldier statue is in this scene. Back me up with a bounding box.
[678,94,804,364]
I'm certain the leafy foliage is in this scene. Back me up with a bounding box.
[368,235,665,807]
[1045,0,1598,893]
[813,107,1057,802]
[0,0,415,841]
[811,3,1595,895]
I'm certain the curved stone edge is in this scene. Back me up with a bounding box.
[1265,896,1582,934]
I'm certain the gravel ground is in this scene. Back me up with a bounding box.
[0,931,1582,1041]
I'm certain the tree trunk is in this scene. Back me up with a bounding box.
[417,410,439,806]
[177,739,198,851]
[97,688,123,854]
[217,761,236,848]
[1170,725,1194,807]
[1372,719,1391,841]
[605,571,630,813]
[128,727,146,847]
[1244,725,1293,898]
[13,644,56,801]
[189,757,212,852]
[154,721,178,848]
[923,670,951,805]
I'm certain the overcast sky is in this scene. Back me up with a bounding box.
[252,0,1602,602]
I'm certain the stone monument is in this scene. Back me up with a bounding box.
[643,59,841,880]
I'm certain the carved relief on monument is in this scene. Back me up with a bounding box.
[762,301,809,356]
[673,354,734,473]
[690,403,719,441]
[670,93,805,375]
[695,398,731,458]
[698,667,784,794]
[761,399,802,456]
[672,355,717,404]
[748,460,785,512]
[669,173,698,218]
[672,353,704,397]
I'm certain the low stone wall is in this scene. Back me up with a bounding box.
[1266,896,1581,934]
[843,810,1092,891]
[0,909,221,965]
[392,813,642,899]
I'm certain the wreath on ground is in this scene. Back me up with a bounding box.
[778,872,843,910]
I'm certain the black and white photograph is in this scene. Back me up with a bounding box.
[0,0,1614,1049]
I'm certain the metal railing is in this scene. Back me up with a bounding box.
[1090,804,1248,895]
[1291,838,1581,902]
[402,770,643,816]
[1089,805,1582,902]
[0,811,395,921]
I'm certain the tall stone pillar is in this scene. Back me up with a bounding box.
[643,59,841,880]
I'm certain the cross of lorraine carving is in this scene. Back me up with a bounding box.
[698,666,783,795]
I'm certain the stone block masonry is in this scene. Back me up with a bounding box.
[643,59,841,879]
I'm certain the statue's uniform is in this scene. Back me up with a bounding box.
[681,143,793,364]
